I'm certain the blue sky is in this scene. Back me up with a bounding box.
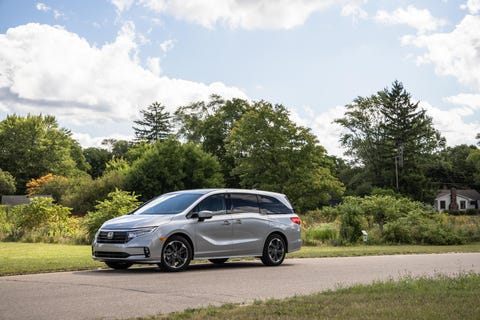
[0,0,479,157]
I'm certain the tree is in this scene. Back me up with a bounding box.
[101,139,133,159]
[133,102,172,143]
[0,114,89,193]
[83,147,112,178]
[126,138,224,200]
[175,95,249,187]
[0,169,16,195]
[226,101,344,212]
[84,189,141,241]
[427,145,478,190]
[335,81,445,202]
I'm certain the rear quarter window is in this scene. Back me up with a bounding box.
[229,194,260,214]
[259,195,294,214]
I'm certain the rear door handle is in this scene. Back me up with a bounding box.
[222,220,231,225]
[234,219,242,224]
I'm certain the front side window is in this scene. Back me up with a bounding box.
[194,194,226,216]
[260,195,294,214]
[134,193,203,215]
[229,194,260,214]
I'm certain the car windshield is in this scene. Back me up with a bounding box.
[133,193,204,215]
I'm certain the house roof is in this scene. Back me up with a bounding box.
[436,189,480,201]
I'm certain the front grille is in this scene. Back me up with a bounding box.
[97,231,128,243]
[94,251,130,258]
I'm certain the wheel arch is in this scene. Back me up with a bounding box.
[266,231,288,252]
[166,232,194,257]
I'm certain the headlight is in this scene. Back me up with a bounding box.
[127,226,157,241]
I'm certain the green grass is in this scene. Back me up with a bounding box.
[1,242,480,276]
[141,273,480,320]
[288,243,480,258]
[0,242,103,276]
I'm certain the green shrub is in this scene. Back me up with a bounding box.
[4,197,81,243]
[465,209,480,216]
[0,205,13,238]
[83,189,140,241]
[382,211,466,245]
[339,203,366,244]
[302,223,338,246]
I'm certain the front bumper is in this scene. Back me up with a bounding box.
[92,235,165,264]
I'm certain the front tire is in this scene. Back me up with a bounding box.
[105,261,133,270]
[261,234,286,266]
[159,236,192,272]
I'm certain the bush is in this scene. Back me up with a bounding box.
[3,197,84,243]
[382,211,466,245]
[338,202,367,244]
[302,223,338,246]
[0,169,16,195]
[83,189,140,241]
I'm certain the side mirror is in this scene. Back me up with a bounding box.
[198,210,213,221]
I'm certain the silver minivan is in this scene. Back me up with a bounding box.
[92,189,302,271]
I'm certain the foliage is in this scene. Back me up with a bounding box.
[126,138,224,200]
[133,102,172,143]
[83,189,141,241]
[2,197,84,243]
[0,114,89,193]
[83,147,112,178]
[0,169,16,195]
[226,100,344,212]
[175,95,249,187]
[303,195,478,245]
[61,168,129,215]
[335,81,445,202]
[302,223,338,246]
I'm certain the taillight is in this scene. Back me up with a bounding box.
[290,217,301,225]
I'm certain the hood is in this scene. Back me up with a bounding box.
[101,214,174,230]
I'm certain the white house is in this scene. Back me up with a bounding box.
[434,188,480,212]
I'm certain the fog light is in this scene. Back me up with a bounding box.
[144,247,150,257]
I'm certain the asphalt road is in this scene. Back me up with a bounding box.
[1,253,479,320]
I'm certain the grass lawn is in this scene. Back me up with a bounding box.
[1,242,480,276]
[142,273,480,320]
[0,242,103,276]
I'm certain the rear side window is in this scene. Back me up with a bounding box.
[229,194,260,214]
[259,195,294,214]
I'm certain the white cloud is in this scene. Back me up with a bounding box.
[112,0,344,30]
[110,0,135,12]
[160,39,175,53]
[402,15,480,90]
[461,0,480,14]
[35,2,64,20]
[421,101,480,147]
[36,3,50,12]
[291,105,347,157]
[444,93,480,110]
[72,132,134,148]
[0,22,246,129]
[341,1,368,21]
[375,5,447,34]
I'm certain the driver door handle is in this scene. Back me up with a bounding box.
[222,220,231,225]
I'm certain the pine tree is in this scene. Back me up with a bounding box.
[133,102,172,143]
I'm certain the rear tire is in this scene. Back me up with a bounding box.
[105,261,133,270]
[208,258,228,264]
[159,236,192,272]
[261,234,286,266]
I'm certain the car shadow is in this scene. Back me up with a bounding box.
[76,260,295,276]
